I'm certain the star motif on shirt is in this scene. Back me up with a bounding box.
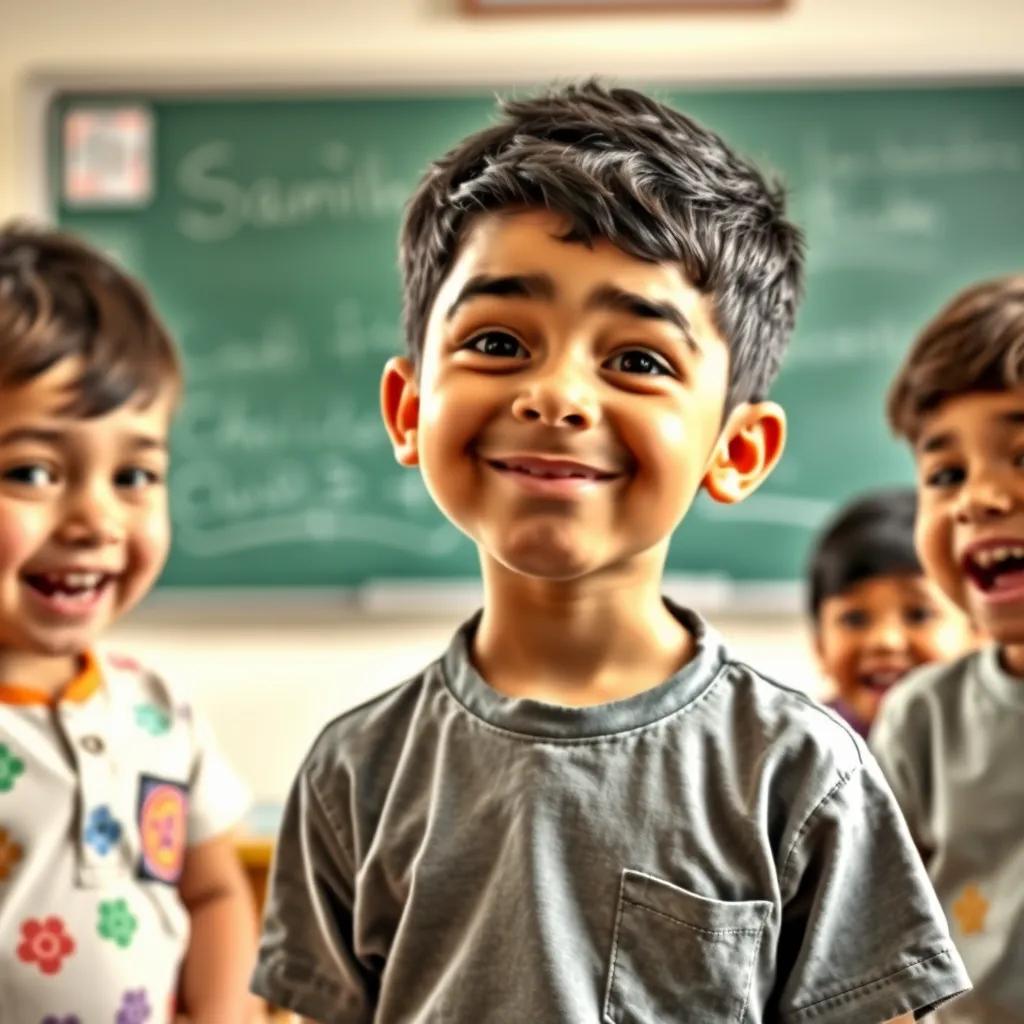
[952,883,989,935]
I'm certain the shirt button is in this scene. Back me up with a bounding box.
[80,735,105,755]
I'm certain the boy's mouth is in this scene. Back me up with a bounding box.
[22,570,115,617]
[857,667,908,693]
[486,456,619,482]
[962,541,1024,597]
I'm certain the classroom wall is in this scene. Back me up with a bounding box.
[2,0,1021,808]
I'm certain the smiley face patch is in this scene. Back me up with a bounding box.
[136,775,188,884]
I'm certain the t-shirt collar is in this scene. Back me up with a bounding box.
[0,651,102,706]
[441,599,726,739]
[979,644,1024,707]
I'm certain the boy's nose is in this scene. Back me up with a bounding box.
[510,370,599,429]
[56,487,124,547]
[865,617,907,652]
[955,472,1015,524]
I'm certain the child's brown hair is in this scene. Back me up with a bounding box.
[887,275,1024,442]
[400,81,804,415]
[0,222,181,416]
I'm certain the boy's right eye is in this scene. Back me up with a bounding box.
[3,463,57,488]
[923,464,965,488]
[837,608,870,629]
[463,330,528,359]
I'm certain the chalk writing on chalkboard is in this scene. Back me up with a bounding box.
[176,141,410,242]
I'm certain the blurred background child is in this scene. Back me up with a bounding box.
[807,488,976,737]
[0,224,258,1023]
[872,276,1024,1023]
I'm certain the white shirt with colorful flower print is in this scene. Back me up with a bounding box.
[0,650,249,1023]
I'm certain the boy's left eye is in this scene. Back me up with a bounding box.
[115,467,162,489]
[3,464,56,487]
[904,605,936,625]
[604,349,673,376]
[464,331,528,359]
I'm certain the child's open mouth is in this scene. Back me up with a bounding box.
[963,542,1024,599]
[22,571,114,617]
[858,668,907,693]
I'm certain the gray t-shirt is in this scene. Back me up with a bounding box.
[871,646,1024,1023]
[254,605,969,1023]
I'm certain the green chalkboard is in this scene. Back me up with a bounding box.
[51,83,1024,587]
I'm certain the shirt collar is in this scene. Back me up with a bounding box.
[0,651,102,706]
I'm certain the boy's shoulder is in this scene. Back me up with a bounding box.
[302,655,444,783]
[718,649,869,788]
[875,647,982,729]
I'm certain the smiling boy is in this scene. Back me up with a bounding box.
[871,276,1024,1023]
[808,489,975,738]
[253,83,968,1023]
[0,225,256,1022]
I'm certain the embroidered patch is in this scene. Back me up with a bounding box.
[136,775,188,884]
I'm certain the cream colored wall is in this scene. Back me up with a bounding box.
[2,0,1020,807]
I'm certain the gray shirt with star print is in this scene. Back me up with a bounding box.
[871,646,1024,1023]
[254,603,969,1023]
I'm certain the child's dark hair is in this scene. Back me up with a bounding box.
[400,80,804,413]
[0,222,181,417]
[807,489,921,622]
[888,274,1024,442]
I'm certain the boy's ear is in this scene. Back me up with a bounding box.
[702,401,786,504]
[381,356,420,467]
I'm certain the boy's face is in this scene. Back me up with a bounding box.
[914,388,1024,652]
[384,208,782,585]
[0,359,172,681]
[816,573,974,725]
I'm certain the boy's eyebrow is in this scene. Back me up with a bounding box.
[0,426,167,452]
[918,410,1024,453]
[0,427,66,447]
[585,285,699,353]
[917,430,955,454]
[445,274,555,320]
[445,275,700,351]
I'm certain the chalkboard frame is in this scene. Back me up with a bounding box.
[25,70,1024,612]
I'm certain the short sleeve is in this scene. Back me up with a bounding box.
[772,759,969,1022]
[186,703,250,845]
[250,755,377,1024]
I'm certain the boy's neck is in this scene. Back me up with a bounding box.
[0,650,83,699]
[473,561,694,707]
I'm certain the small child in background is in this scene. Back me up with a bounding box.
[808,488,976,738]
[0,224,257,1023]
[871,275,1024,1023]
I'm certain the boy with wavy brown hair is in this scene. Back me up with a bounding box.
[0,224,257,1022]
[873,274,1024,1023]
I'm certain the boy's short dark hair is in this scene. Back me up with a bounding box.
[0,222,181,417]
[807,488,920,622]
[400,81,804,413]
[888,275,1024,442]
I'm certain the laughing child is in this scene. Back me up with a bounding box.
[808,488,975,738]
[0,225,257,1022]
[253,82,969,1023]
[872,275,1024,1023]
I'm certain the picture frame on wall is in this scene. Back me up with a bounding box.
[466,0,784,11]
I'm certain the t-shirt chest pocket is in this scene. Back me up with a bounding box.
[603,869,771,1024]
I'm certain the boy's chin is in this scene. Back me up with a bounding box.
[484,524,606,583]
